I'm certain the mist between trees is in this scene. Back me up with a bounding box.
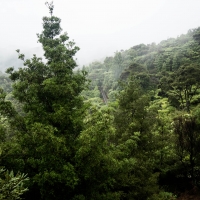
[1,2,200,200]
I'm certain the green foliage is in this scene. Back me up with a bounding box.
[0,168,29,200]
[148,191,177,200]
[0,3,87,199]
[75,25,200,198]
[159,64,200,112]
[0,75,12,93]
[113,77,161,199]
[2,3,200,199]
[83,27,200,105]
[75,107,121,199]
[153,110,176,171]
[173,113,200,182]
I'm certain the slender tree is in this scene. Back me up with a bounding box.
[113,76,159,199]
[0,2,87,199]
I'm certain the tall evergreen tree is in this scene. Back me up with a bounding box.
[113,77,159,199]
[0,2,87,199]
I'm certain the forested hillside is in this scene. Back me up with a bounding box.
[81,26,200,199]
[1,2,200,200]
[83,28,200,106]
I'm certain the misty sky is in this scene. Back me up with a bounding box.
[1,0,200,69]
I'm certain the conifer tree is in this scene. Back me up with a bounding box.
[113,77,159,199]
[0,2,87,199]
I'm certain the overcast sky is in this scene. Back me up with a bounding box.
[1,0,200,69]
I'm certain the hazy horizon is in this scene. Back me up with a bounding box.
[1,0,200,71]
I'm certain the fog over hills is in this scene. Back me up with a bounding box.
[0,46,44,73]
[1,0,200,72]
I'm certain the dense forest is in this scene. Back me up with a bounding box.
[1,2,200,200]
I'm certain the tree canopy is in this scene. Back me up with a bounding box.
[1,2,200,199]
